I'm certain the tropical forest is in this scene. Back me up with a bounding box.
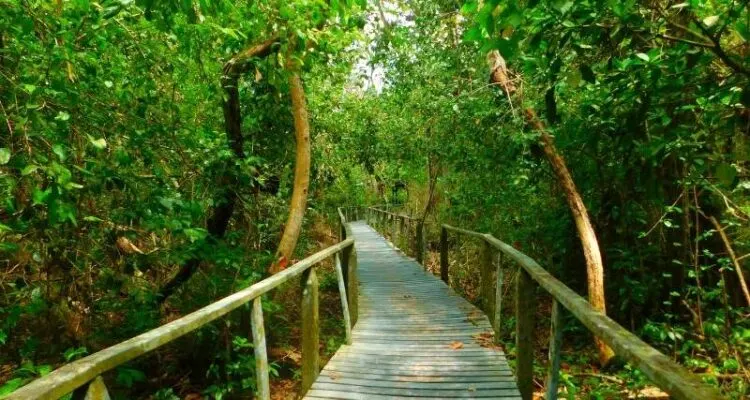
[0,0,749,399]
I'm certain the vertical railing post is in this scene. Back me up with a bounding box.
[516,267,536,400]
[399,216,405,249]
[494,252,504,343]
[334,253,353,344]
[392,213,398,245]
[481,240,495,322]
[440,226,449,284]
[251,297,271,400]
[545,300,564,400]
[301,268,320,394]
[347,244,359,325]
[416,221,425,267]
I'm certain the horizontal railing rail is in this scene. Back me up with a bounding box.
[366,214,724,400]
[8,229,358,400]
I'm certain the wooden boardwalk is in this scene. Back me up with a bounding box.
[304,221,521,399]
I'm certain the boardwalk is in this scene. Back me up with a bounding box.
[304,221,521,399]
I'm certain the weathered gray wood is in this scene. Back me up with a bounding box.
[545,299,563,400]
[440,226,449,284]
[7,238,354,400]
[515,267,535,400]
[481,234,725,400]
[301,267,320,395]
[494,252,504,343]
[304,222,520,400]
[481,240,495,323]
[334,253,353,344]
[83,376,110,400]
[442,223,486,240]
[347,246,359,326]
[416,221,425,266]
[252,297,271,400]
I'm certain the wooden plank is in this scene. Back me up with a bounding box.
[313,376,518,389]
[251,297,270,400]
[545,299,563,400]
[334,253,352,344]
[307,386,521,399]
[516,267,535,400]
[306,391,521,400]
[301,268,320,395]
[318,371,515,382]
[7,238,354,400]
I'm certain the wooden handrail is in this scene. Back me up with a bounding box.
[8,238,355,400]
[436,224,724,400]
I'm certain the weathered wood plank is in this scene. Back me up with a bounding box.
[251,297,270,400]
[440,226,449,284]
[334,253,352,345]
[545,299,563,400]
[516,267,535,400]
[494,252,504,343]
[301,267,320,395]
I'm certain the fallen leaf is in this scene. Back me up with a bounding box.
[449,341,464,350]
[116,237,144,255]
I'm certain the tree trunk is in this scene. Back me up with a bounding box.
[525,108,615,365]
[157,38,278,302]
[270,72,311,274]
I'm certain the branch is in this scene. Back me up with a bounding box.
[692,17,750,77]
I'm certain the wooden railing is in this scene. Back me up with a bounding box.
[366,206,426,264]
[365,213,724,400]
[7,209,359,400]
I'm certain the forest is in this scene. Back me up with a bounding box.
[1,0,749,398]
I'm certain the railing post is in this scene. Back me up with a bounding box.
[334,253,353,344]
[440,226,449,284]
[494,252,504,343]
[392,213,398,245]
[251,297,271,400]
[347,245,359,326]
[516,267,536,400]
[301,268,320,394]
[481,240,495,322]
[545,300,563,400]
[416,221,426,266]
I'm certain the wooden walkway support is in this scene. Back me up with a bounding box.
[304,222,521,399]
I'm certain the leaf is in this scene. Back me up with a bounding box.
[636,53,650,62]
[0,148,10,165]
[52,144,66,161]
[87,134,107,149]
[55,111,70,121]
[21,165,38,175]
[449,341,464,349]
[716,163,737,186]
[702,15,719,27]
[0,378,25,396]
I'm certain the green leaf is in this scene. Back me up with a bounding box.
[716,163,737,186]
[55,111,70,121]
[0,378,25,396]
[702,15,719,27]
[116,367,146,388]
[53,144,66,161]
[0,148,10,165]
[21,165,38,175]
[87,135,108,149]
[636,53,650,62]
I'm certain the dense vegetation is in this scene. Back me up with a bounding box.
[1,0,748,398]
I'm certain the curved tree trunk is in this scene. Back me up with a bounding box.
[525,109,615,365]
[157,38,278,302]
[269,72,311,274]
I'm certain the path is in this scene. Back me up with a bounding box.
[304,221,521,399]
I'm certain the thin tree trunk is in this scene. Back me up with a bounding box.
[525,109,615,365]
[709,216,750,306]
[157,38,278,302]
[270,72,311,274]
